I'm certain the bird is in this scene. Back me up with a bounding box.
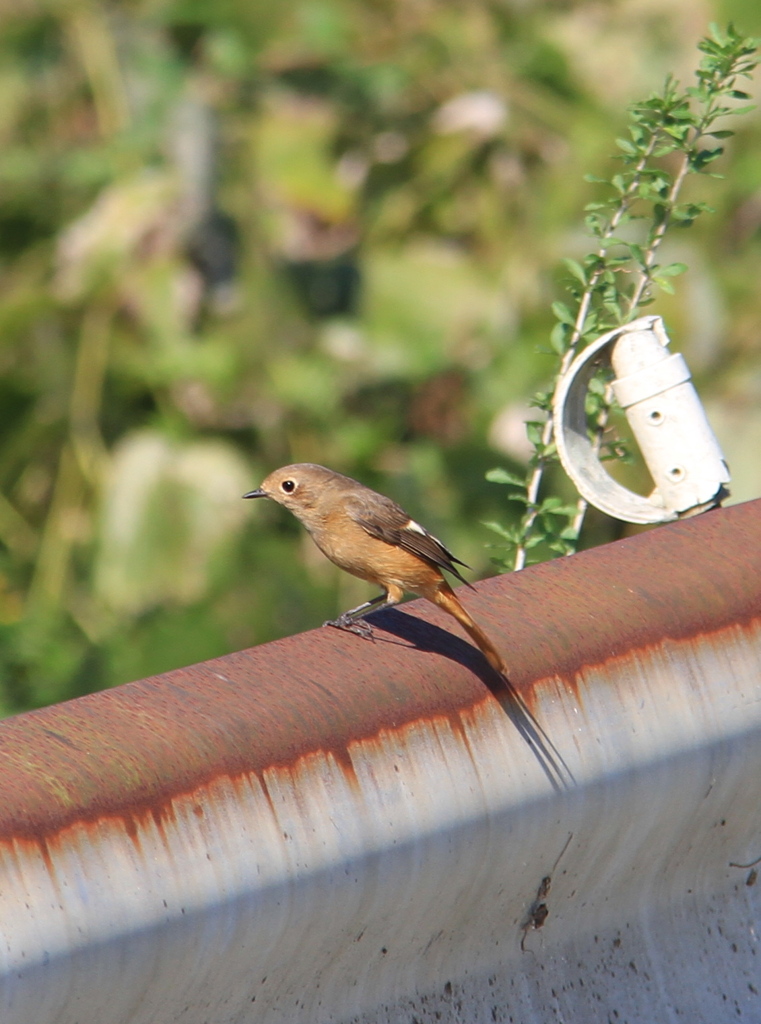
[243,463,508,676]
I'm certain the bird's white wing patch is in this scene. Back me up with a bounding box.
[405,519,427,535]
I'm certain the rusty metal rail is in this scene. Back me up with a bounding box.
[1,500,760,1023]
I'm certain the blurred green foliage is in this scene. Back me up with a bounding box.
[1,0,760,712]
[488,23,759,570]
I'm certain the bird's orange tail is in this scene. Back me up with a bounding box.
[429,582,509,676]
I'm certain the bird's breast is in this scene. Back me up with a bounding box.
[310,515,440,596]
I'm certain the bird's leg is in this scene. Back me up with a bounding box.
[324,591,399,639]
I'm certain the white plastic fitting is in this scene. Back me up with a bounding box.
[553,315,730,524]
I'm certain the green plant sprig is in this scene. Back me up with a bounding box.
[487,23,759,572]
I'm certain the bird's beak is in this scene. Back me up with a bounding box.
[242,488,267,499]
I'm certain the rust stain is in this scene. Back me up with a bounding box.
[322,743,360,794]
[442,709,483,776]
[332,749,361,795]
[149,802,179,853]
[37,836,55,880]
[260,775,279,827]
[123,814,140,848]
[0,499,757,851]
[437,710,468,753]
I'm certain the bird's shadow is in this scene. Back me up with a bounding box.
[366,606,576,794]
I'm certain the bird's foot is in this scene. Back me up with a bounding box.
[324,614,375,640]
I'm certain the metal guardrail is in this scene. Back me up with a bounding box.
[1,499,760,1024]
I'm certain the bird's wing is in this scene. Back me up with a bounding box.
[346,493,472,587]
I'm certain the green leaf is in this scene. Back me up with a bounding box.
[551,301,577,326]
[525,421,545,446]
[539,496,563,511]
[524,534,546,550]
[585,213,607,237]
[550,320,569,355]
[548,542,572,556]
[540,500,578,517]
[530,390,553,411]
[659,261,688,276]
[542,441,558,459]
[691,147,725,170]
[486,467,525,487]
[482,521,520,542]
[560,525,581,541]
[654,276,676,295]
[561,257,588,285]
[621,238,642,259]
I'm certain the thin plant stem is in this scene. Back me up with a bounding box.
[568,91,737,545]
[513,142,656,570]
[504,26,759,570]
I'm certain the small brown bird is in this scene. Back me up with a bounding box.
[244,463,508,676]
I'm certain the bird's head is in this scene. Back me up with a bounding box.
[243,463,337,517]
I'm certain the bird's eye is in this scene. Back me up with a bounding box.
[281,479,296,493]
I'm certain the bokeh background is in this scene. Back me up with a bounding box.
[1,0,760,713]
